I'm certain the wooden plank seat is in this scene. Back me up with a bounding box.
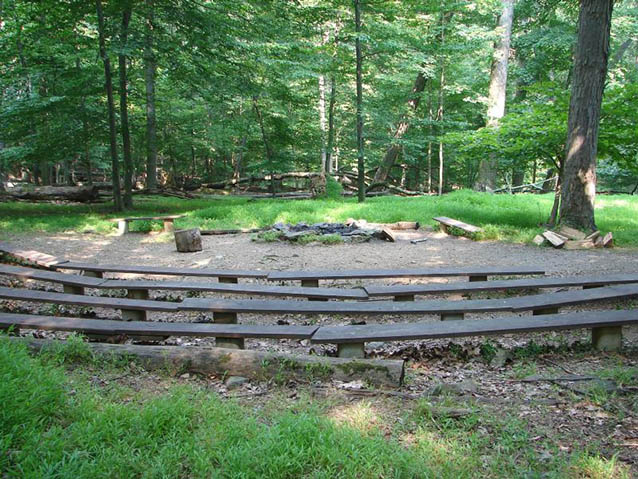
[0,263,105,295]
[0,313,317,343]
[109,215,185,235]
[365,273,638,300]
[311,309,638,356]
[267,265,545,287]
[433,216,482,235]
[0,286,177,321]
[53,261,268,282]
[102,279,368,301]
[0,241,67,268]
[182,284,638,318]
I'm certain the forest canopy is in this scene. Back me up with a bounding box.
[0,0,636,204]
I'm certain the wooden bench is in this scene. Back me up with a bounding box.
[54,261,268,282]
[0,313,317,346]
[267,266,544,287]
[311,309,638,357]
[0,263,368,301]
[102,279,368,301]
[0,241,67,268]
[181,284,638,353]
[365,273,638,301]
[433,216,482,235]
[0,286,177,321]
[110,215,185,235]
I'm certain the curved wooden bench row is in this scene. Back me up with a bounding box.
[0,264,367,300]
[365,273,638,300]
[2,308,635,358]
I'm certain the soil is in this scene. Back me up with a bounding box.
[2,229,638,473]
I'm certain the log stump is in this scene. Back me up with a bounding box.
[174,228,202,253]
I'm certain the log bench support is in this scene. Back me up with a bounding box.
[394,294,415,302]
[469,275,488,282]
[163,220,175,233]
[122,289,149,321]
[117,220,130,236]
[592,326,622,352]
[63,285,85,296]
[441,312,464,321]
[337,343,365,359]
[219,277,238,284]
[301,279,319,288]
[533,307,559,316]
[213,312,244,349]
[83,270,104,279]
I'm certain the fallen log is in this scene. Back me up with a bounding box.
[201,228,266,236]
[2,185,100,202]
[16,338,405,387]
[203,172,323,190]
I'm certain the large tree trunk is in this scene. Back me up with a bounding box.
[252,96,276,196]
[354,0,365,203]
[559,0,614,232]
[372,72,427,184]
[96,0,123,212]
[119,5,133,208]
[475,0,515,192]
[144,0,158,191]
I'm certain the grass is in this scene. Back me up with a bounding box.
[0,336,631,478]
[1,190,636,246]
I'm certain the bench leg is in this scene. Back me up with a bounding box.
[440,224,449,234]
[592,326,622,352]
[117,220,129,236]
[337,343,365,359]
[219,277,238,284]
[441,312,464,321]
[121,289,149,321]
[533,308,559,316]
[83,271,104,279]
[63,285,85,295]
[301,279,319,288]
[213,311,244,349]
[394,294,415,302]
[163,220,175,233]
[469,275,488,282]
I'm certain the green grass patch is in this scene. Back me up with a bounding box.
[1,190,637,246]
[0,337,631,478]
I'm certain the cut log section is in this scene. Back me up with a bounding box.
[175,228,203,252]
[542,231,567,248]
[17,338,405,387]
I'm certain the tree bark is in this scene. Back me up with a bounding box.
[119,4,133,208]
[475,0,515,192]
[96,0,123,211]
[326,76,337,174]
[354,0,365,203]
[372,72,428,183]
[144,0,158,191]
[252,96,276,196]
[559,0,614,231]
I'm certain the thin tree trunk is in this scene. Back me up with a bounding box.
[427,84,433,193]
[475,0,515,192]
[144,0,158,191]
[354,0,365,203]
[252,96,276,196]
[436,14,447,197]
[326,75,337,174]
[559,0,614,231]
[96,0,123,211]
[119,5,133,208]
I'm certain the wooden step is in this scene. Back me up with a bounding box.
[0,264,105,287]
[54,262,268,279]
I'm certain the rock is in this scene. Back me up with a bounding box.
[428,380,479,396]
[491,348,512,367]
[272,222,286,231]
[225,376,249,389]
[284,231,315,241]
[367,341,386,350]
[179,373,190,379]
